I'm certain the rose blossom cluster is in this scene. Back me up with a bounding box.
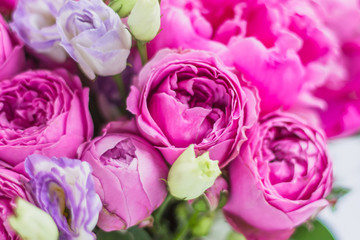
[3,0,360,239]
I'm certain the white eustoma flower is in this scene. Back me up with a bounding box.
[9,198,59,240]
[57,0,132,80]
[168,144,221,200]
[127,0,161,42]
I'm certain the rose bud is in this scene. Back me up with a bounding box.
[9,198,59,240]
[168,144,221,200]
[223,111,333,240]
[127,0,161,42]
[127,49,259,168]
[78,120,168,231]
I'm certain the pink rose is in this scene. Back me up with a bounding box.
[223,111,332,240]
[0,69,93,172]
[127,49,259,167]
[78,121,168,231]
[0,15,25,80]
[0,168,28,240]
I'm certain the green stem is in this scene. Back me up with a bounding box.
[174,210,200,240]
[137,41,148,66]
[113,74,126,98]
[112,74,127,115]
[154,194,173,224]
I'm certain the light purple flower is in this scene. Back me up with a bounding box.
[25,155,102,240]
[57,0,132,80]
[10,0,67,62]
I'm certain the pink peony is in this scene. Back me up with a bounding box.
[148,0,341,113]
[0,15,25,80]
[223,111,333,240]
[127,49,259,167]
[311,0,360,138]
[0,69,93,172]
[78,120,168,231]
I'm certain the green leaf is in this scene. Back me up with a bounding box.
[128,227,152,240]
[192,195,210,212]
[326,186,351,209]
[291,220,335,240]
[96,226,151,240]
[191,213,215,237]
[217,190,229,209]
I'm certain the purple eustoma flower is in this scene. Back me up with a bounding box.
[11,0,67,62]
[25,155,102,240]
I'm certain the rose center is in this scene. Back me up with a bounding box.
[262,127,315,200]
[0,88,48,130]
[100,138,138,169]
[148,67,230,147]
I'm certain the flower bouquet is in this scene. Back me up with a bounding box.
[0,0,356,239]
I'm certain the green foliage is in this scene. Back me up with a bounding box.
[291,220,335,240]
[326,186,351,209]
[192,195,210,212]
[95,226,152,240]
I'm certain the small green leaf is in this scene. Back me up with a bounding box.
[96,226,151,240]
[128,227,152,240]
[192,195,210,212]
[191,213,215,237]
[326,186,351,209]
[217,190,229,209]
[96,229,133,240]
[291,220,335,240]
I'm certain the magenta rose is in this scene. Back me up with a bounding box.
[0,168,28,240]
[78,120,168,231]
[0,15,25,80]
[127,49,259,167]
[0,69,93,171]
[223,111,333,240]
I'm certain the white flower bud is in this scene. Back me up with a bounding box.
[168,144,221,200]
[127,0,161,42]
[9,198,59,240]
